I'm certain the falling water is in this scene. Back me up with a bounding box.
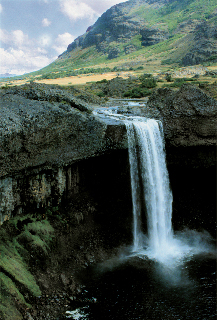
[125,118,173,253]
[93,108,215,262]
[65,109,216,320]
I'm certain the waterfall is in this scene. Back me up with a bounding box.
[125,118,173,253]
[93,107,214,262]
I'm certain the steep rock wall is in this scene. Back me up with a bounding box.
[0,84,127,223]
[0,82,216,320]
[0,84,216,224]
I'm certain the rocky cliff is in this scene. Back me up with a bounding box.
[0,83,216,224]
[0,84,127,179]
[146,83,217,148]
[59,0,217,66]
[182,21,217,66]
[1,83,216,320]
[66,0,146,54]
[0,84,127,223]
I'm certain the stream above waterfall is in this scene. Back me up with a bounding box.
[64,106,216,320]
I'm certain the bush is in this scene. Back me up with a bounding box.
[139,73,152,80]
[165,74,173,82]
[96,79,108,84]
[97,91,106,97]
[123,87,152,98]
[141,77,157,88]
[161,59,172,65]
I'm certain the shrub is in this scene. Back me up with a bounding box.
[97,91,106,97]
[165,74,173,82]
[139,73,152,80]
[96,79,108,84]
[141,77,157,88]
[123,87,152,98]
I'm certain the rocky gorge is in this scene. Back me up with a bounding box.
[0,83,216,319]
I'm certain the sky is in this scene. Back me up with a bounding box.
[0,0,128,75]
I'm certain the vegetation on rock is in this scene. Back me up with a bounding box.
[0,215,54,320]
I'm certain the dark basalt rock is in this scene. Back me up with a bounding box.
[0,83,216,224]
[146,84,217,147]
[0,84,127,180]
[182,21,217,66]
[140,27,169,46]
[108,47,121,59]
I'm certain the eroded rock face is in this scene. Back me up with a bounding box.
[0,83,216,223]
[146,84,217,147]
[65,0,170,56]
[0,84,127,223]
[140,27,169,46]
[66,1,144,53]
[182,21,217,66]
[0,84,127,179]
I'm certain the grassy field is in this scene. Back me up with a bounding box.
[1,64,216,89]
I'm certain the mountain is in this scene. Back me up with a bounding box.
[0,73,17,78]
[181,20,217,66]
[57,0,216,63]
[30,0,217,78]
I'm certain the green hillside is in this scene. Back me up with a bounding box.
[2,0,217,82]
[35,0,216,77]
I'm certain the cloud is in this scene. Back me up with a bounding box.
[0,0,129,75]
[52,32,75,54]
[12,30,26,46]
[81,0,129,14]
[60,0,98,21]
[0,29,56,75]
[42,18,51,27]
[0,29,28,47]
[39,34,52,47]
[59,0,130,23]
[0,47,56,75]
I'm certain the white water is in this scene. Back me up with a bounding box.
[93,108,215,265]
[66,108,215,320]
[124,117,215,265]
[125,118,173,254]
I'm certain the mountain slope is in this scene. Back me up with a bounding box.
[59,0,216,61]
[29,0,217,78]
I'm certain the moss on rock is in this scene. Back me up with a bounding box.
[0,216,54,319]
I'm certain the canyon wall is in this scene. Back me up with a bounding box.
[0,83,216,228]
[0,84,127,223]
